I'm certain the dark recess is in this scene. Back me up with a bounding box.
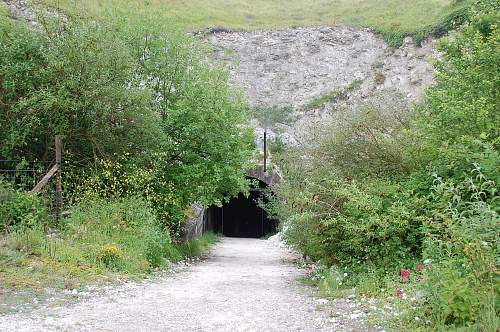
[208,179,276,238]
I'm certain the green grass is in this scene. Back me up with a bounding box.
[0,229,218,286]
[42,0,474,46]
[303,79,363,111]
[0,2,9,19]
[0,195,219,313]
[0,229,218,313]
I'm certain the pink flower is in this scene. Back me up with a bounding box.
[416,264,424,272]
[396,288,404,298]
[401,268,411,282]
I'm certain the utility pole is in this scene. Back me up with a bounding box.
[263,130,267,173]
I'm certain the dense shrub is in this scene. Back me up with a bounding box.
[63,197,174,271]
[266,100,421,267]
[421,161,498,329]
[0,18,162,163]
[267,2,499,329]
[412,4,500,328]
[0,179,48,231]
[0,12,254,236]
[133,21,255,211]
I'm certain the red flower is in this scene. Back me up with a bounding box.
[396,288,404,298]
[416,264,424,272]
[401,268,411,282]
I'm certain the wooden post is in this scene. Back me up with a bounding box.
[55,135,62,220]
[30,164,59,194]
[263,130,267,173]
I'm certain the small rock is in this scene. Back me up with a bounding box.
[316,298,329,305]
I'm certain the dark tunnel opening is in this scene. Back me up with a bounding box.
[208,179,277,238]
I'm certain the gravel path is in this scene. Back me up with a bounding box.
[0,237,374,332]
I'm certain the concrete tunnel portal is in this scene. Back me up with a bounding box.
[208,177,277,238]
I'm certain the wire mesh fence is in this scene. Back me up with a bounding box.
[0,159,54,189]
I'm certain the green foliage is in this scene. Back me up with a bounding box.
[265,99,424,271]
[268,136,287,155]
[1,12,254,236]
[0,3,9,19]
[407,160,500,330]
[177,231,219,258]
[409,6,500,326]
[250,105,295,129]
[0,179,48,231]
[73,158,183,234]
[302,79,363,111]
[63,197,173,272]
[267,3,499,329]
[0,18,161,163]
[96,244,124,268]
[0,197,218,295]
[420,3,499,149]
[134,22,255,212]
[64,197,218,272]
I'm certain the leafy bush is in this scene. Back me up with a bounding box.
[266,100,421,267]
[420,164,498,328]
[64,197,174,272]
[0,18,162,164]
[267,2,499,329]
[409,5,500,326]
[96,244,124,268]
[0,179,48,231]
[1,11,254,237]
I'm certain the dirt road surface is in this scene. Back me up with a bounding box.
[0,238,370,331]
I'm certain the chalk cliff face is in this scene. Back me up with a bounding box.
[207,26,437,144]
[2,0,67,27]
[3,0,37,23]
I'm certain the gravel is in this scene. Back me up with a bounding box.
[0,238,376,331]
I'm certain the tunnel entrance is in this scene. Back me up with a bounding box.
[208,179,276,238]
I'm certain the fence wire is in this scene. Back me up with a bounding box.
[0,159,56,197]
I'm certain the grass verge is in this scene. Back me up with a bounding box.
[0,197,219,314]
[42,0,474,46]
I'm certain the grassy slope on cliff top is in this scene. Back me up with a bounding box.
[42,0,473,46]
